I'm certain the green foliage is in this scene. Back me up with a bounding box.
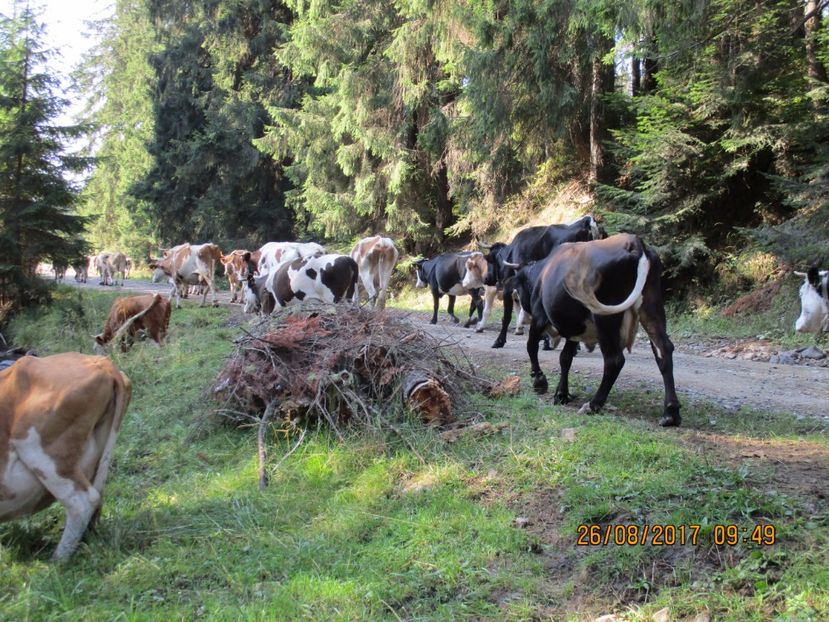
[0,6,87,312]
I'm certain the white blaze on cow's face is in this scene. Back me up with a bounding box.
[795,269,829,334]
[461,252,487,289]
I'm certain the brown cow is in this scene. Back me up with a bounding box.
[95,294,171,351]
[0,352,132,560]
[350,236,399,309]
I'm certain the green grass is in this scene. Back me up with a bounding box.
[0,288,826,620]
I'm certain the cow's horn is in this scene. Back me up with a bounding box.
[478,240,492,250]
[793,271,807,277]
[503,261,521,269]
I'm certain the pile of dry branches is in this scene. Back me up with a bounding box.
[213,304,491,433]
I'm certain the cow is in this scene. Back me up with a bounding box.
[523,233,681,427]
[52,261,67,282]
[257,241,325,274]
[220,250,251,303]
[124,257,133,280]
[476,215,604,348]
[242,271,275,315]
[72,257,89,283]
[413,251,488,326]
[149,243,222,308]
[94,294,171,352]
[0,352,132,560]
[246,253,358,310]
[351,236,399,309]
[794,267,828,336]
[95,253,112,285]
[107,252,128,286]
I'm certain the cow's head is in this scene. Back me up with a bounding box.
[481,243,508,287]
[413,258,428,288]
[242,273,263,314]
[795,267,829,335]
[462,252,488,289]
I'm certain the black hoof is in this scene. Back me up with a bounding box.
[553,392,572,405]
[532,374,548,394]
[542,339,553,352]
[492,338,505,349]
[463,319,475,328]
[451,316,459,324]
[429,319,437,325]
[659,412,681,427]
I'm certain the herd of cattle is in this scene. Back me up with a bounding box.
[3,218,828,561]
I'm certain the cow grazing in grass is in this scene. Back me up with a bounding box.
[0,352,132,560]
[523,233,681,427]
[478,215,604,347]
[149,243,222,308]
[351,236,399,309]
[72,257,89,283]
[794,267,828,336]
[94,294,171,352]
[414,251,488,326]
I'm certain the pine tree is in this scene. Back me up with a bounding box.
[0,5,87,313]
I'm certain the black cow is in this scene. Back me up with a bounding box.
[414,252,488,325]
[478,215,604,348]
[524,233,681,427]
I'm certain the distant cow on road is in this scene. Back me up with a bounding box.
[414,252,488,326]
[351,236,398,309]
[794,267,828,336]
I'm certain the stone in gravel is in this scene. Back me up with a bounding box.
[798,345,826,360]
[652,608,670,622]
[771,351,798,365]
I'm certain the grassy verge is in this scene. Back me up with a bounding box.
[0,289,826,620]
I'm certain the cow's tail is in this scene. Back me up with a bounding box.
[375,245,387,310]
[569,252,650,316]
[109,293,163,347]
[92,369,132,495]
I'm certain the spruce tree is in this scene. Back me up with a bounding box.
[0,5,86,313]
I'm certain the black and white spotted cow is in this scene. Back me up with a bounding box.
[414,252,488,326]
[524,233,681,427]
[794,267,828,336]
[244,253,358,310]
[477,215,605,348]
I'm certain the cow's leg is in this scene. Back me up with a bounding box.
[476,285,498,333]
[582,316,625,414]
[463,291,481,328]
[430,289,440,324]
[361,269,376,307]
[553,340,580,404]
[13,432,102,561]
[527,320,548,393]
[447,295,459,323]
[492,284,514,348]
[639,302,681,427]
[514,299,527,335]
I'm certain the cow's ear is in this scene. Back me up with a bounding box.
[413,258,426,266]
[808,266,821,288]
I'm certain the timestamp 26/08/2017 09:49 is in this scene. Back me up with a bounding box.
[576,524,777,547]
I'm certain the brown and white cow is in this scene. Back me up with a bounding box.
[351,236,399,309]
[95,294,171,352]
[72,257,89,283]
[0,352,132,560]
[94,252,127,286]
[522,233,681,427]
[149,243,222,308]
[220,250,251,303]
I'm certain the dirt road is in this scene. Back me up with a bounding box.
[69,277,829,419]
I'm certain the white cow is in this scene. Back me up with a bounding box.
[149,243,222,308]
[795,267,829,335]
[257,241,325,274]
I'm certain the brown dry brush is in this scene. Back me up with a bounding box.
[213,303,493,439]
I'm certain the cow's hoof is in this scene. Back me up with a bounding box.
[532,374,548,394]
[451,317,459,324]
[577,402,595,415]
[553,392,573,405]
[514,328,524,336]
[659,411,681,427]
[475,326,484,333]
[542,338,553,351]
[429,319,437,325]
[491,338,505,349]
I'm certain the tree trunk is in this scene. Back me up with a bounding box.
[433,159,454,241]
[589,35,615,185]
[641,35,658,94]
[631,56,641,96]
[805,0,828,82]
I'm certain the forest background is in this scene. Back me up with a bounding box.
[2,0,829,308]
